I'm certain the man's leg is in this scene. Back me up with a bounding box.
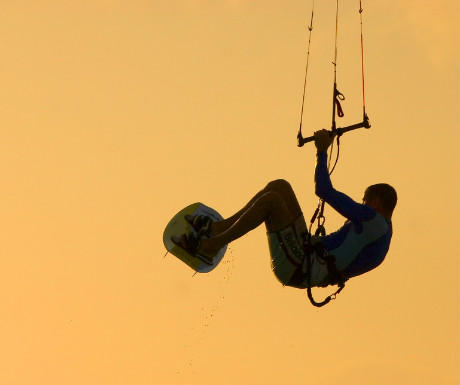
[210,179,303,236]
[199,180,305,259]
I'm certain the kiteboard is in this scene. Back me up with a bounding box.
[163,202,227,273]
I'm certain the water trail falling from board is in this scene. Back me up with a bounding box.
[176,247,236,376]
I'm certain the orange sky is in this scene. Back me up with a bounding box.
[1,1,459,384]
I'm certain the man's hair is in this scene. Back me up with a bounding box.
[364,183,398,213]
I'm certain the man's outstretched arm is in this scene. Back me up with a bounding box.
[313,130,371,222]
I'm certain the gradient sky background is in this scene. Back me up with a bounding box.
[1,1,459,384]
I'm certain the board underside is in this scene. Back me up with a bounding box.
[163,202,227,273]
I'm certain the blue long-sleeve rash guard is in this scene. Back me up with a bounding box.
[314,151,392,280]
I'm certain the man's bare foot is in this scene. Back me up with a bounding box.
[198,238,221,262]
[209,221,228,238]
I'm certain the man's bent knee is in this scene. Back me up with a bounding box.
[266,179,293,193]
[259,191,293,232]
[265,179,301,217]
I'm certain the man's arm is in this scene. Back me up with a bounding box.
[314,130,373,222]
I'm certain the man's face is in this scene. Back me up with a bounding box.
[363,194,379,210]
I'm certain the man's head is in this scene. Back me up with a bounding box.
[363,183,397,219]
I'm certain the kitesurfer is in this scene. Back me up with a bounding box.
[177,129,397,288]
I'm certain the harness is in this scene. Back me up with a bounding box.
[303,232,346,307]
[287,208,346,307]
